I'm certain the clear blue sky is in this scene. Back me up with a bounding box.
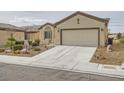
[0,11,124,33]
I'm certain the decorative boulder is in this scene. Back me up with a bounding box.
[5,49,12,53]
[21,48,30,54]
[24,40,30,50]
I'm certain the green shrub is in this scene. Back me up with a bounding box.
[117,33,122,39]
[28,41,32,45]
[35,39,40,45]
[120,37,124,43]
[15,41,24,45]
[32,42,39,46]
[6,35,16,49]
[13,45,23,51]
[5,40,16,48]
[8,37,16,41]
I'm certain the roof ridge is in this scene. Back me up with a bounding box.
[38,22,54,30]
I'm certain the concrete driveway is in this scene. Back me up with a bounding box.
[30,46,97,71]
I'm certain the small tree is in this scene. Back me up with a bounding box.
[117,32,122,39]
[5,34,16,50]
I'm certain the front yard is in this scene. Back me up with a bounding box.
[91,39,124,65]
[0,36,54,57]
[0,45,52,57]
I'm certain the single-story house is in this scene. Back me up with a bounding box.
[0,27,25,45]
[38,11,109,47]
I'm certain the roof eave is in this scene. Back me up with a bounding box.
[54,11,110,26]
[38,23,54,30]
[0,27,26,32]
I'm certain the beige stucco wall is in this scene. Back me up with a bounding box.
[13,31,25,41]
[0,30,24,45]
[27,32,40,42]
[39,25,55,44]
[55,14,108,46]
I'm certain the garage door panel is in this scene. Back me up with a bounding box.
[62,29,98,46]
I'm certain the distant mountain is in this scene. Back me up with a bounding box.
[21,25,41,32]
[0,23,24,31]
[0,23,41,32]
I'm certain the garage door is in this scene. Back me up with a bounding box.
[61,29,99,47]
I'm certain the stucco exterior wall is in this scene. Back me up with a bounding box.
[27,32,40,42]
[55,14,108,46]
[39,24,55,44]
[0,30,24,45]
[13,31,25,41]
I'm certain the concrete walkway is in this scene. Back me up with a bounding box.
[0,45,124,79]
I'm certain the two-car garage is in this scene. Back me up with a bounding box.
[61,28,100,47]
[55,11,109,47]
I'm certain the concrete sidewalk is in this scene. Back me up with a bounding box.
[0,62,123,81]
[0,46,124,79]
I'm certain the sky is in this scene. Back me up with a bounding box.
[0,11,124,33]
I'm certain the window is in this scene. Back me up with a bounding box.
[44,26,52,39]
[77,18,80,24]
[44,31,52,39]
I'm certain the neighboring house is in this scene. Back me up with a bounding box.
[0,27,25,45]
[22,25,40,42]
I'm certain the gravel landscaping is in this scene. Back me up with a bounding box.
[91,39,124,65]
[0,45,54,57]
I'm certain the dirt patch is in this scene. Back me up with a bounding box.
[91,40,124,65]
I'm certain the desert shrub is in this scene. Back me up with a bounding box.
[32,42,39,46]
[0,48,5,52]
[13,45,23,51]
[15,41,24,45]
[5,40,16,49]
[120,37,124,43]
[117,33,122,39]
[33,47,41,51]
[35,39,40,45]
[8,37,16,41]
[28,41,32,45]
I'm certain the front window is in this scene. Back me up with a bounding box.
[44,31,52,39]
